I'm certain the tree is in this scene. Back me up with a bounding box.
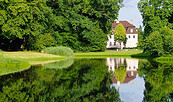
[113,23,127,49]
[138,0,173,36]
[137,25,145,49]
[144,31,163,56]
[0,0,57,51]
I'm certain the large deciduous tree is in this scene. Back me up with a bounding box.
[47,0,123,52]
[113,23,127,49]
[0,0,123,52]
[138,0,173,56]
[138,0,173,36]
[0,0,56,51]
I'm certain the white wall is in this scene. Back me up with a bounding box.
[126,34,138,48]
[107,34,138,48]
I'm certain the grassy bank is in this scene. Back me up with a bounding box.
[1,51,66,65]
[0,56,31,76]
[0,51,66,76]
[74,50,149,58]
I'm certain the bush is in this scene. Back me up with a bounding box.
[44,46,73,56]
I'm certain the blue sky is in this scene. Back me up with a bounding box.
[118,0,143,28]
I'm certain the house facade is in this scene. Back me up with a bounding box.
[106,20,138,49]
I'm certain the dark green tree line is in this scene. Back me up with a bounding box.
[138,0,173,56]
[0,0,123,52]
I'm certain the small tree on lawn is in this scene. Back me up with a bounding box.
[113,23,127,49]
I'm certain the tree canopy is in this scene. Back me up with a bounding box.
[138,0,173,36]
[113,23,127,49]
[0,0,123,52]
[138,0,173,56]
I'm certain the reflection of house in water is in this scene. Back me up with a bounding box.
[106,58,138,86]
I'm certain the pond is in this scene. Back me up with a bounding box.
[0,58,173,102]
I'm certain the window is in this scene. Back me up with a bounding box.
[114,42,116,46]
[133,35,135,38]
[110,42,112,46]
[130,29,133,33]
[129,35,130,38]
[131,71,134,76]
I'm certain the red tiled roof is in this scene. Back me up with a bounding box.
[112,21,135,28]
[126,28,138,34]
[112,21,138,34]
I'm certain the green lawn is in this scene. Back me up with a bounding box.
[74,50,148,58]
[1,51,66,65]
[0,51,66,76]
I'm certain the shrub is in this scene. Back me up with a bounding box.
[44,46,73,56]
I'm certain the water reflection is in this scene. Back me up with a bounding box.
[0,59,121,102]
[0,58,173,102]
[107,58,139,86]
[107,58,145,102]
[138,60,173,102]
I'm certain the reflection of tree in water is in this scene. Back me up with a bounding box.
[0,59,121,102]
[138,60,173,102]
[44,58,74,69]
[114,67,126,83]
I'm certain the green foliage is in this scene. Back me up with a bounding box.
[138,0,173,56]
[144,31,163,56]
[44,58,74,69]
[0,59,121,102]
[138,60,173,102]
[137,25,145,49]
[114,67,126,83]
[0,56,30,76]
[138,0,173,36]
[44,46,73,56]
[142,26,173,56]
[0,0,123,52]
[113,23,127,48]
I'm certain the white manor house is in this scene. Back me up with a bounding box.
[106,20,138,49]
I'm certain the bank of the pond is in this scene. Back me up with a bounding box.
[0,51,66,76]
[0,56,31,76]
[1,51,66,64]
[74,50,149,58]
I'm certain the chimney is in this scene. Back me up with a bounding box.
[117,18,119,23]
[130,20,133,24]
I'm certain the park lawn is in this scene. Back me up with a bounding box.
[1,51,66,65]
[74,49,145,58]
[0,51,66,76]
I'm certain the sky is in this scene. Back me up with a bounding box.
[118,0,143,28]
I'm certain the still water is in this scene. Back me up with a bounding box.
[0,58,173,102]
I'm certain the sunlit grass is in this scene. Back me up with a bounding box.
[0,56,31,76]
[74,50,144,57]
[1,51,66,64]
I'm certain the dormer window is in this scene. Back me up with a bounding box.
[130,29,133,33]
